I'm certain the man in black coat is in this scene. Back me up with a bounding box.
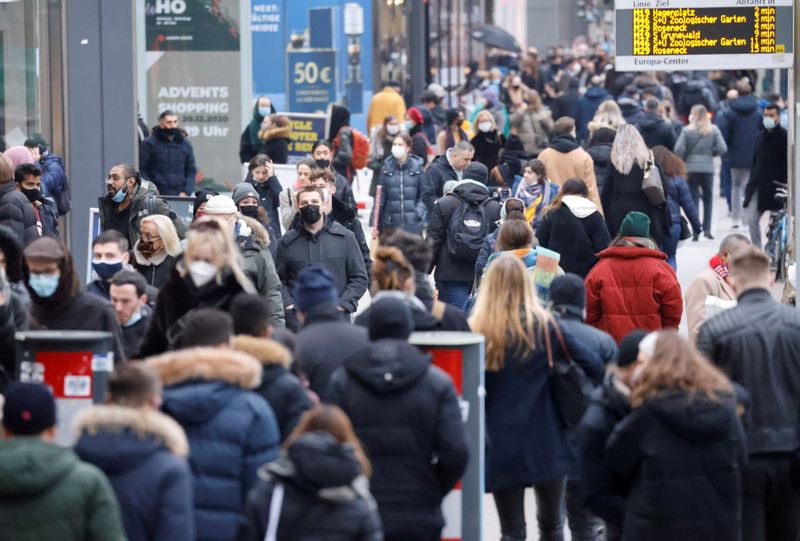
[697,247,800,541]
[636,98,677,151]
[326,297,469,541]
[139,110,197,196]
[744,104,787,249]
[421,140,475,213]
[291,266,369,396]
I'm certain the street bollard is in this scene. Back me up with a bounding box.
[16,331,115,446]
[409,331,485,541]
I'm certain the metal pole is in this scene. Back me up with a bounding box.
[794,1,800,304]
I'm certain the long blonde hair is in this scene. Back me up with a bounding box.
[631,331,733,407]
[469,254,550,371]
[688,104,712,135]
[140,215,182,257]
[610,124,650,175]
[181,218,255,293]
[590,100,626,132]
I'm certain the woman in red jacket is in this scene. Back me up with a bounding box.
[585,211,683,343]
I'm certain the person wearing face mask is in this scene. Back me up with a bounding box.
[132,215,183,290]
[276,186,368,331]
[743,104,787,249]
[136,218,257,357]
[436,108,469,155]
[311,139,357,211]
[23,236,126,362]
[139,109,197,196]
[404,107,433,163]
[244,154,282,237]
[14,163,59,238]
[371,134,426,235]
[278,157,316,232]
[0,153,39,244]
[470,111,505,172]
[87,230,159,302]
[108,270,152,359]
[240,96,276,163]
[100,163,187,248]
[233,182,278,257]
[368,115,400,197]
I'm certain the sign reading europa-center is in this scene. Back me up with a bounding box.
[615,0,794,71]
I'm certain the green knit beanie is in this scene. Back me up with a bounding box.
[619,211,651,238]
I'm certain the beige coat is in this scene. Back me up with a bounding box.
[685,267,737,343]
[537,147,602,212]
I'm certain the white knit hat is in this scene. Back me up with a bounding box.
[204,195,237,215]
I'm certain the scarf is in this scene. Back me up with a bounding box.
[515,180,551,224]
[709,254,730,281]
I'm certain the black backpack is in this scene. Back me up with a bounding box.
[446,195,492,261]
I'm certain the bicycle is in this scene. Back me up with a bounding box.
[764,182,789,281]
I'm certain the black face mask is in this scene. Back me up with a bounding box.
[163,127,180,138]
[315,159,331,169]
[299,204,322,225]
[20,187,44,204]
[240,205,260,219]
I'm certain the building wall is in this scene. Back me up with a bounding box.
[525,0,587,51]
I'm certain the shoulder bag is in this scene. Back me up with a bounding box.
[544,320,590,429]
[642,150,666,206]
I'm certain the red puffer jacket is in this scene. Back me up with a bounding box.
[585,246,683,343]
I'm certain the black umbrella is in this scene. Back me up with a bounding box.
[470,25,521,54]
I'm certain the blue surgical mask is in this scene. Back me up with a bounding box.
[405,120,414,131]
[258,106,271,117]
[763,117,777,130]
[28,272,60,298]
[111,185,128,203]
[92,260,124,281]
[124,309,143,327]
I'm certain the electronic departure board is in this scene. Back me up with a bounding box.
[615,0,794,71]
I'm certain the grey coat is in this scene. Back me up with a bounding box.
[237,217,285,327]
[674,126,727,175]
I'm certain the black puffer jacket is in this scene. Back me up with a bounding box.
[139,127,197,196]
[601,163,667,247]
[421,154,459,213]
[427,181,501,283]
[372,154,426,234]
[606,390,746,541]
[0,182,38,245]
[697,288,800,455]
[325,339,469,540]
[586,143,613,194]
[239,431,383,541]
[636,111,677,151]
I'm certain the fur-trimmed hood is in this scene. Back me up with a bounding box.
[233,335,291,367]
[262,125,291,141]
[74,404,189,458]
[239,215,270,247]
[144,347,262,389]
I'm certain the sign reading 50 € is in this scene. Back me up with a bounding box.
[287,50,337,113]
[293,61,333,85]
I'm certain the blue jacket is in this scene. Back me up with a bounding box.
[717,95,761,169]
[553,309,617,366]
[140,127,198,195]
[75,405,195,541]
[664,175,701,233]
[474,230,498,280]
[38,152,71,215]
[372,154,426,233]
[485,321,604,491]
[146,347,281,541]
[576,87,611,142]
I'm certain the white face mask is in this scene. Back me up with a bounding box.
[386,124,400,135]
[478,121,493,133]
[391,145,406,159]
[188,261,218,287]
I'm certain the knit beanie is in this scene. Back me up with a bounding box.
[616,330,649,367]
[204,195,237,216]
[292,265,338,312]
[368,297,414,341]
[463,162,489,184]
[192,189,219,217]
[618,211,651,238]
[232,183,259,207]
[549,274,586,310]
[2,382,57,435]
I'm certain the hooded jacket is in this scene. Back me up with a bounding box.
[576,87,611,142]
[373,153,427,233]
[325,339,469,539]
[717,95,761,169]
[427,180,502,283]
[585,246,683,343]
[239,431,384,541]
[240,100,277,164]
[354,290,470,332]
[617,97,645,125]
[586,142,613,194]
[259,125,291,165]
[0,181,39,245]
[606,390,746,541]
[144,347,281,541]
[139,126,198,195]
[237,217,285,327]
[636,111,677,151]
[38,151,70,216]
[536,195,611,278]
[0,437,126,540]
[421,154,460,213]
[74,405,194,541]
[536,135,603,210]
[233,335,314,441]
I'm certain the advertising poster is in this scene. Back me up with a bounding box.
[285,113,327,164]
[144,0,241,192]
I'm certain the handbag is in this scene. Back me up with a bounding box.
[679,215,692,240]
[544,320,590,429]
[642,151,666,206]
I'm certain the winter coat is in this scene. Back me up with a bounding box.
[246,176,283,238]
[674,126,727,175]
[718,95,761,169]
[233,335,314,442]
[636,111,677,151]
[697,288,800,455]
[372,154,426,234]
[276,219,368,313]
[139,127,198,195]
[606,390,745,541]
[537,135,603,210]
[240,101,277,163]
[239,431,384,541]
[664,175,701,233]
[684,267,736,343]
[552,309,617,367]
[421,154,459,213]
[145,347,281,541]
[585,246,683,343]
[74,405,194,541]
[100,179,187,247]
[427,181,502,283]
[0,289,29,378]
[133,249,177,290]
[0,181,39,245]
[576,87,611,142]
[617,97,645,126]
[37,197,60,238]
[677,79,718,117]
[474,230,499,280]
[280,179,358,237]
[137,260,249,357]
[745,125,787,212]
[237,217,285,327]
[332,127,355,181]
[259,125,291,164]
[121,310,150,360]
[325,339,469,539]
[367,87,407,131]
[0,437,126,541]
[38,151,70,215]
[354,291,470,332]
[509,107,554,157]
[576,371,632,528]
[535,196,610,278]
[294,302,370,396]
[471,130,505,172]
[601,163,668,247]
[586,143,613,194]
[485,320,604,491]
